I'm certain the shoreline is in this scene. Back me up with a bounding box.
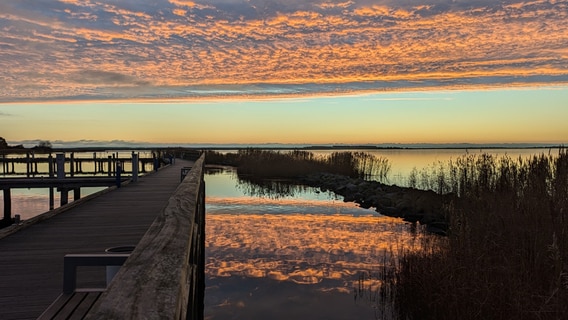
[1,144,565,154]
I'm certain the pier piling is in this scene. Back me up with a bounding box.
[2,189,11,222]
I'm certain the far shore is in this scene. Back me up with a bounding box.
[1,143,565,154]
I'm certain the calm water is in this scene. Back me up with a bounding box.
[204,166,420,319]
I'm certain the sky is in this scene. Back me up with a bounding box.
[1,0,567,146]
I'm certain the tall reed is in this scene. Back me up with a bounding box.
[394,149,568,319]
[204,149,391,181]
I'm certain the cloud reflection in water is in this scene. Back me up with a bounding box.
[205,194,426,319]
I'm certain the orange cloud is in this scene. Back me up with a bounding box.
[0,0,567,102]
[169,0,196,7]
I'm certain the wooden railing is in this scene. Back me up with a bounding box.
[85,154,205,319]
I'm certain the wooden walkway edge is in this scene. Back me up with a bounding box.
[0,159,194,320]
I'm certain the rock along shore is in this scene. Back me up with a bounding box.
[301,172,450,235]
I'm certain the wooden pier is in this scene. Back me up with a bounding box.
[0,152,158,177]
[1,152,146,227]
[0,155,205,319]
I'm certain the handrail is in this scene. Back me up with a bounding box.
[85,154,205,319]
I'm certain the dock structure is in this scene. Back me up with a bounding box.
[0,156,205,319]
[0,152,157,177]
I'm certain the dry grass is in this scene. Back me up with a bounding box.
[393,150,568,320]
[203,149,390,181]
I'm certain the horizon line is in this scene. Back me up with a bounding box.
[4,140,566,151]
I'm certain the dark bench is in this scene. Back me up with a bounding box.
[37,254,129,320]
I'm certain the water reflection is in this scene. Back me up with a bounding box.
[205,167,424,319]
[236,177,308,199]
[0,187,106,220]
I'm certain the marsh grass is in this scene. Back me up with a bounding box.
[204,149,391,181]
[394,150,568,319]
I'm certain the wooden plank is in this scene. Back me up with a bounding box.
[36,291,103,320]
[37,293,73,320]
[56,291,89,319]
[69,291,102,320]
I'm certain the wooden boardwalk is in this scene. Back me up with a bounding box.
[0,159,193,320]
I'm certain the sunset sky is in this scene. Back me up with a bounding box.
[1,0,567,146]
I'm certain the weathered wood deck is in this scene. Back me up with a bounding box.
[0,159,194,320]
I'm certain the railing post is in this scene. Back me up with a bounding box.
[115,162,122,188]
[32,152,38,175]
[70,152,75,177]
[56,153,65,179]
[49,155,54,210]
[153,153,159,172]
[56,153,68,206]
[26,152,30,177]
[131,152,138,182]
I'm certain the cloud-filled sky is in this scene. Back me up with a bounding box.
[1,0,567,102]
[1,0,567,145]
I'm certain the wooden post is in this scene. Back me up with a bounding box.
[3,189,11,222]
[153,153,159,172]
[49,188,54,210]
[56,153,67,206]
[107,156,112,177]
[70,153,75,177]
[60,189,69,206]
[26,152,30,177]
[56,153,65,179]
[115,161,122,188]
[32,153,38,174]
[131,152,139,182]
[49,155,54,210]
[2,155,7,175]
[73,188,81,201]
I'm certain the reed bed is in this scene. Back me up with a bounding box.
[393,150,568,319]
[203,149,391,181]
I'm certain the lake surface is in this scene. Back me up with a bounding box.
[204,166,421,319]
